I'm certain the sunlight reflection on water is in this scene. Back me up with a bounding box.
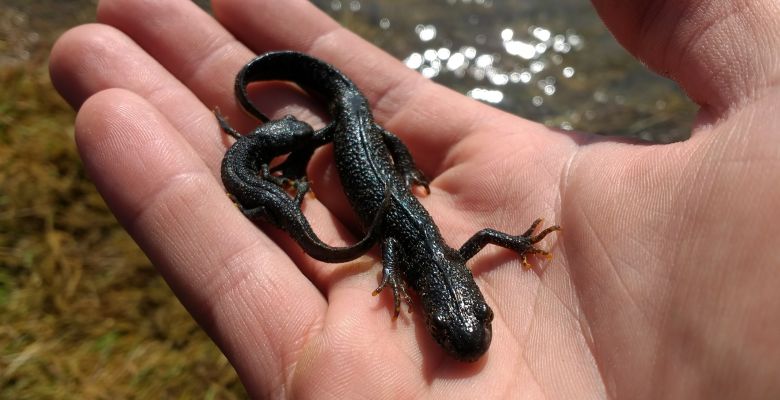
[401,24,583,108]
[313,0,695,142]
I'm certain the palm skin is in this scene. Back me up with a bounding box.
[49,0,780,398]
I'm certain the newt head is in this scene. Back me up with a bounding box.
[415,251,494,362]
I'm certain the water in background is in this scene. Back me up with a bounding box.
[310,0,695,142]
[4,0,695,142]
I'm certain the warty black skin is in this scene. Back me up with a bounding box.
[218,114,386,262]
[218,51,560,362]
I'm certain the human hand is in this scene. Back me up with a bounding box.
[50,0,780,398]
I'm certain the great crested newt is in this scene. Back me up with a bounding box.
[217,51,560,362]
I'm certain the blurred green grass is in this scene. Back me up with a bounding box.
[0,7,245,399]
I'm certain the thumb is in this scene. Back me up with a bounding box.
[591,0,780,117]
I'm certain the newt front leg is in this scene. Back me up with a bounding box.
[458,218,561,269]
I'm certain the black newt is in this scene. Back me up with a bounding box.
[218,51,559,362]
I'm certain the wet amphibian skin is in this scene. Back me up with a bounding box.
[218,51,560,362]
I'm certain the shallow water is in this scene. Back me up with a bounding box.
[3,0,695,142]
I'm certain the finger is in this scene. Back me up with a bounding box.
[92,0,329,140]
[591,0,780,118]
[74,88,326,396]
[94,0,266,131]
[50,23,228,172]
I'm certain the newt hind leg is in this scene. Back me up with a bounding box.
[378,126,430,195]
[270,123,334,183]
[215,109,243,139]
[458,218,561,269]
[372,237,413,319]
[216,110,328,195]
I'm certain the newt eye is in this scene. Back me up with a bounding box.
[429,312,448,335]
[476,302,494,323]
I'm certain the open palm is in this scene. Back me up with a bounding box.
[51,0,780,398]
